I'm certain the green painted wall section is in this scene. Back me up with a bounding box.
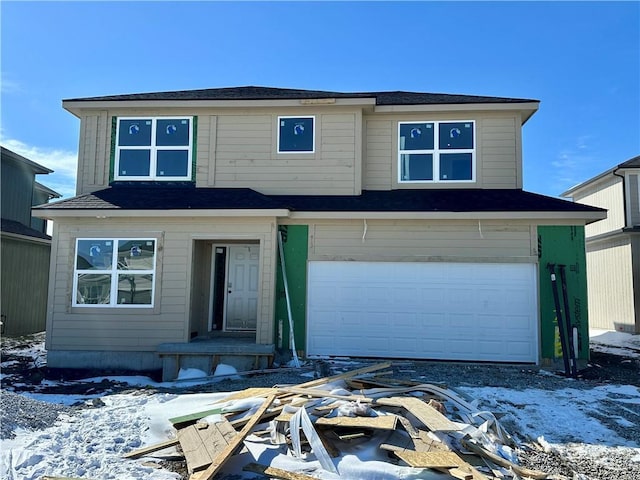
[274,225,308,355]
[538,226,589,364]
[1,237,51,336]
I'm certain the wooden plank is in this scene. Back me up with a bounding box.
[294,362,392,390]
[394,450,463,468]
[190,394,276,480]
[315,414,397,431]
[376,397,462,432]
[178,420,237,473]
[461,440,548,479]
[212,387,277,403]
[278,386,373,403]
[122,438,179,459]
[243,462,320,480]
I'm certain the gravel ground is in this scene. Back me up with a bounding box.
[1,335,639,479]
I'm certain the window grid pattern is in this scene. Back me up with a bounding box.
[73,238,156,308]
[115,117,193,181]
[398,120,475,183]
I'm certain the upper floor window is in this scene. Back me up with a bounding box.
[115,117,193,180]
[398,121,475,183]
[73,238,157,308]
[278,116,315,153]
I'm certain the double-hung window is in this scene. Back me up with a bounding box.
[73,238,156,307]
[399,121,475,183]
[115,117,193,180]
[278,116,315,153]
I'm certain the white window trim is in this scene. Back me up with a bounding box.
[73,238,157,308]
[277,115,315,154]
[115,116,193,181]
[398,120,476,183]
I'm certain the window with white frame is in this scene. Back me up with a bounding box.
[115,117,193,180]
[73,238,156,307]
[398,121,475,182]
[278,116,315,153]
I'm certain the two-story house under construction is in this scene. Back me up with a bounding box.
[563,155,640,334]
[34,87,605,380]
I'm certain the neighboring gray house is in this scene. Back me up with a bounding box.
[1,146,61,335]
[34,86,605,379]
[562,155,640,334]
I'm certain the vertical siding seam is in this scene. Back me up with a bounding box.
[208,116,217,186]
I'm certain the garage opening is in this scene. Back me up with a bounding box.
[306,261,538,363]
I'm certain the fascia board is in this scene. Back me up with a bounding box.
[374,101,539,118]
[62,98,376,116]
[32,208,291,219]
[288,210,606,223]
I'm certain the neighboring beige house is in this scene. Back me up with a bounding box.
[34,86,605,379]
[562,155,640,334]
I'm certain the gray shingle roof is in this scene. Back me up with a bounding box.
[64,86,538,105]
[36,185,603,215]
[1,218,51,240]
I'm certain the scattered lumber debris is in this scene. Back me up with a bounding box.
[123,362,551,479]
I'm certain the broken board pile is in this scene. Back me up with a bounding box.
[124,362,550,480]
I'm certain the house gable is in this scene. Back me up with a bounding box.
[63,86,539,197]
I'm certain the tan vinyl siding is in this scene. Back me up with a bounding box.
[362,113,520,190]
[76,111,109,194]
[628,174,640,226]
[363,119,393,190]
[586,237,635,332]
[574,177,625,237]
[480,117,518,188]
[47,217,276,351]
[213,113,357,194]
[308,220,535,262]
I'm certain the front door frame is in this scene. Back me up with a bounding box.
[208,242,260,333]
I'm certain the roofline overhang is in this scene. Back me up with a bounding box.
[1,230,52,245]
[62,97,378,117]
[32,208,291,219]
[288,210,605,223]
[373,102,539,124]
[562,163,640,198]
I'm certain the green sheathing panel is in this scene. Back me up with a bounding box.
[538,226,589,365]
[274,225,309,355]
[109,116,117,183]
[191,116,198,182]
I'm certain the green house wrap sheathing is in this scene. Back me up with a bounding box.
[274,225,308,355]
[538,226,589,365]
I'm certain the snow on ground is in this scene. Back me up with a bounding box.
[590,328,640,358]
[1,330,640,479]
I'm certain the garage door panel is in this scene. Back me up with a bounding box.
[307,261,538,363]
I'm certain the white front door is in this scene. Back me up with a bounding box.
[224,245,259,331]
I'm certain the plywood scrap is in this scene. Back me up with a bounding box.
[178,419,236,473]
[123,438,180,459]
[190,394,276,480]
[243,462,321,480]
[377,397,462,432]
[294,362,392,389]
[394,450,464,468]
[315,414,398,430]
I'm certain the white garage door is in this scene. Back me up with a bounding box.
[307,262,538,363]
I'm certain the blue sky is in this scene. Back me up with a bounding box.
[1,1,638,198]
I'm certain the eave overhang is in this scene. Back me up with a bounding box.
[373,101,540,124]
[32,208,290,219]
[62,98,378,117]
